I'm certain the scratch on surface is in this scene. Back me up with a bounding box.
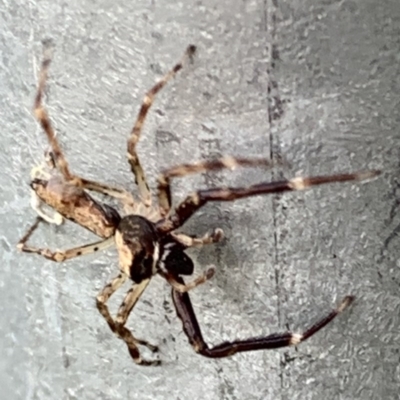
[264,0,285,397]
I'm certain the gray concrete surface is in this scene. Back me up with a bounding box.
[1,0,399,399]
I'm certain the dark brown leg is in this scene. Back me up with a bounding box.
[157,157,276,217]
[172,277,354,358]
[127,45,196,206]
[158,170,381,233]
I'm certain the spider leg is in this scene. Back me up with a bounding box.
[115,281,159,352]
[77,177,136,211]
[170,228,224,248]
[17,217,114,261]
[32,165,136,212]
[157,156,276,216]
[34,46,136,211]
[158,170,381,232]
[97,277,160,365]
[127,45,196,206]
[159,267,216,293]
[33,144,135,211]
[172,277,354,358]
[96,273,127,338]
[34,45,73,181]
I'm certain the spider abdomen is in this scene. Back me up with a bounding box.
[31,176,120,238]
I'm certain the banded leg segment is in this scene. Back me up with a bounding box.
[158,170,381,233]
[159,267,215,293]
[78,177,136,210]
[170,228,224,249]
[127,45,196,206]
[172,278,355,358]
[17,217,114,262]
[157,157,276,216]
[34,47,137,212]
[97,277,159,365]
[34,45,72,181]
[96,273,127,337]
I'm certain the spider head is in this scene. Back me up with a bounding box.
[115,215,160,284]
[158,238,194,276]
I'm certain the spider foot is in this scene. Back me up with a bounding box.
[137,339,159,353]
[115,324,161,365]
[210,228,224,243]
[127,345,161,366]
[186,44,196,60]
[134,356,162,367]
[115,324,159,352]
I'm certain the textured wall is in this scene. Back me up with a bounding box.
[1,0,399,399]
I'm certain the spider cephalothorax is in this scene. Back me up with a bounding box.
[115,215,160,283]
[18,43,380,365]
[115,215,197,283]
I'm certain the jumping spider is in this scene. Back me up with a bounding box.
[18,44,380,365]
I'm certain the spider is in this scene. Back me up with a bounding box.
[18,43,381,366]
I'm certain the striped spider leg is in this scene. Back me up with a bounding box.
[156,167,381,233]
[126,44,196,207]
[172,275,354,357]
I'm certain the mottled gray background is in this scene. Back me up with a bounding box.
[1,0,399,399]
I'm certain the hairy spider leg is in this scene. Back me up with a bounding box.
[96,275,160,365]
[158,169,381,233]
[17,217,115,262]
[170,228,224,248]
[157,156,278,217]
[33,45,136,209]
[159,268,216,293]
[127,45,196,207]
[172,277,354,358]
[34,46,73,181]
[77,177,136,210]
